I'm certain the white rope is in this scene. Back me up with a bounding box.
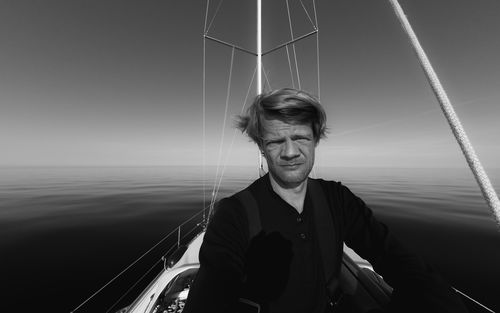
[388,0,500,228]
[210,47,235,212]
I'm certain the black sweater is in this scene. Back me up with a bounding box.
[184,174,467,313]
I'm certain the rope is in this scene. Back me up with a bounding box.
[210,47,235,212]
[388,0,500,228]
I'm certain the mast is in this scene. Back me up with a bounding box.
[257,0,262,94]
[257,0,266,176]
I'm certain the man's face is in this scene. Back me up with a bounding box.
[260,117,316,189]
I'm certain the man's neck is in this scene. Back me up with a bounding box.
[268,175,308,214]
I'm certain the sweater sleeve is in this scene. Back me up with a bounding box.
[337,182,468,313]
[183,197,248,313]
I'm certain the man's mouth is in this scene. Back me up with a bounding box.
[282,163,302,168]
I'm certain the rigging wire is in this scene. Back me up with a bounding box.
[388,0,500,228]
[285,0,302,90]
[210,46,236,213]
[313,0,320,100]
[453,288,495,313]
[262,64,273,91]
[285,45,296,89]
[204,0,210,32]
[104,257,164,313]
[329,95,493,139]
[213,66,257,201]
[292,45,301,90]
[70,208,208,312]
[298,0,317,30]
[312,0,319,28]
[205,0,224,35]
[202,0,210,222]
[109,220,205,313]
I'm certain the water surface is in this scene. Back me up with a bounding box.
[1,166,499,312]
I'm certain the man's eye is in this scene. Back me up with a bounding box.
[295,137,311,144]
[266,140,285,147]
[267,141,281,146]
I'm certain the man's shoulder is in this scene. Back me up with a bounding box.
[213,196,244,217]
[246,173,269,191]
[211,176,263,217]
[309,177,343,189]
[308,177,356,202]
[207,196,248,238]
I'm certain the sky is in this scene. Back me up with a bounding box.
[1,0,499,170]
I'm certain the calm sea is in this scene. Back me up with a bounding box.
[1,166,499,312]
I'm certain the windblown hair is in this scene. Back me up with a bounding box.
[235,88,327,146]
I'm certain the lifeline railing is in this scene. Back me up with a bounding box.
[70,206,210,313]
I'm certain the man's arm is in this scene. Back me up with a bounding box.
[183,197,248,313]
[337,182,468,313]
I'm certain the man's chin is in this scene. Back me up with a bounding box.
[273,171,309,187]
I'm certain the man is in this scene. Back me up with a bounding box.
[184,88,467,313]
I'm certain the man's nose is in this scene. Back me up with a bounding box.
[281,138,299,160]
